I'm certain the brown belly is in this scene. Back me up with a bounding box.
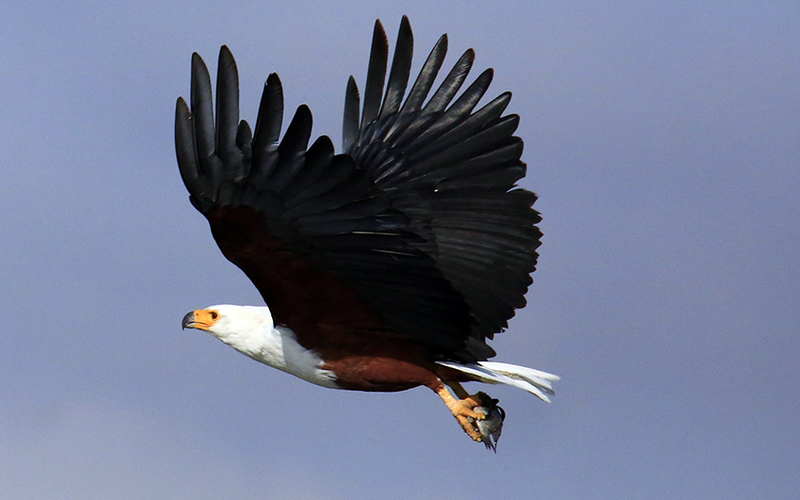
[318,336,442,392]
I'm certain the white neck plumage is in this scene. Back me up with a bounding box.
[198,304,338,389]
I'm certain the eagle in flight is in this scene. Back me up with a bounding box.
[176,17,558,450]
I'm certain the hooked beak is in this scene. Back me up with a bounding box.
[182,309,216,331]
[182,311,198,330]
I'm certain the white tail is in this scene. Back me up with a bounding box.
[436,360,560,402]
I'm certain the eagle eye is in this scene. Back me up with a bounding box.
[210,311,218,320]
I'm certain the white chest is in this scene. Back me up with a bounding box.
[206,305,339,389]
[226,325,338,389]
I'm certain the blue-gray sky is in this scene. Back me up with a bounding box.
[2,1,798,499]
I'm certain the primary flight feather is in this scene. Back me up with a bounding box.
[176,16,558,449]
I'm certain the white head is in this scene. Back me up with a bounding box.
[181,304,338,388]
[182,305,275,355]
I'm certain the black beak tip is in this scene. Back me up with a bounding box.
[181,311,195,330]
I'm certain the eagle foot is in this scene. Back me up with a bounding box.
[434,385,495,442]
[454,392,504,444]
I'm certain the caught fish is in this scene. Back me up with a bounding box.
[471,401,506,452]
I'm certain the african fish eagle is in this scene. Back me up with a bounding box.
[176,17,558,449]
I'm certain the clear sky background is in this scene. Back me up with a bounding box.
[2,1,798,499]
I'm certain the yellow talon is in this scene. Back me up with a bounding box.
[434,384,493,441]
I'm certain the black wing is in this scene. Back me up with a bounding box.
[343,18,542,355]
[175,46,475,356]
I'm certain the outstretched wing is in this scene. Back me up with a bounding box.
[175,46,475,355]
[343,17,542,354]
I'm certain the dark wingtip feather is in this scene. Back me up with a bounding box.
[399,33,447,116]
[190,51,214,161]
[343,76,360,154]
[423,48,475,115]
[361,19,388,130]
[190,51,204,68]
[215,45,241,172]
[246,72,286,186]
[236,120,252,151]
[275,103,313,176]
[380,16,414,118]
[293,104,313,124]
[175,96,199,189]
[253,73,284,150]
[266,72,282,87]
